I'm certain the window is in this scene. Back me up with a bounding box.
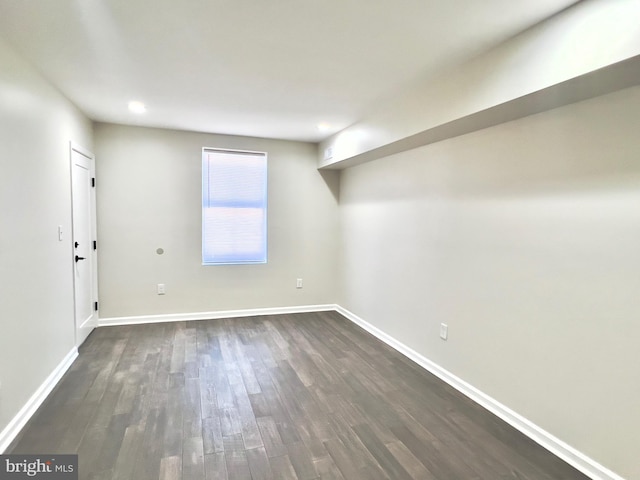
[202,148,267,265]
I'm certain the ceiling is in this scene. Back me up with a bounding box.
[0,0,579,142]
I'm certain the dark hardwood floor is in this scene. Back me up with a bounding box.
[8,311,590,479]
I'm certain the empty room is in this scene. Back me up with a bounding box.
[1,0,639,479]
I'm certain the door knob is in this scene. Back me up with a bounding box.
[75,255,86,262]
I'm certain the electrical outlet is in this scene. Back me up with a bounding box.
[440,323,448,340]
[157,283,165,295]
[296,278,303,289]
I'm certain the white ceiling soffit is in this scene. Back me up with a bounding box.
[0,0,579,142]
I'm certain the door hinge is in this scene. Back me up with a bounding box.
[91,177,96,187]
[93,240,97,250]
[94,301,99,311]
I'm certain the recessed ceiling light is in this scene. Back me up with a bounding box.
[128,101,146,113]
[317,122,331,132]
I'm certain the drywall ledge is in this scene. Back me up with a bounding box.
[320,55,640,171]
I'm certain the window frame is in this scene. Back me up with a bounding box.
[201,147,268,266]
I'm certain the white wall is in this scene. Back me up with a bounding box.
[94,123,339,318]
[338,85,640,480]
[0,38,93,437]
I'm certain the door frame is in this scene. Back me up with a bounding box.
[70,141,98,347]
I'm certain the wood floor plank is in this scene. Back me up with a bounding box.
[247,392,270,418]
[327,410,386,473]
[324,437,378,480]
[204,452,228,480]
[112,424,144,480]
[273,411,302,446]
[390,423,480,479]
[8,313,591,480]
[163,385,184,457]
[203,415,224,454]
[159,455,182,480]
[245,447,274,480]
[220,407,242,438]
[287,441,319,480]
[132,407,167,480]
[386,440,436,480]
[91,412,130,474]
[222,434,251,480]
[313,455,345,480]
[294,419,330,460]
[183,436,205,480]
[352,423,413,480]
[183,377,203,439]
[268,454,298,480]
[256,416,287,458]
[86,468,113,480]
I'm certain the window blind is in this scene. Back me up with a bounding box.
[202,148,267,265]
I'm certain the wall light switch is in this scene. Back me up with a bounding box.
[440,323,448,340]
[157,284,165,295]
[296,278,303,289]
[58,225,63,241]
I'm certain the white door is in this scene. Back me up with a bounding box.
[71,143,98,346]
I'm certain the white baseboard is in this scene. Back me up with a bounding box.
[98,304,337,327]
[0,347,78,453]
[334,305,626,480]
[1,306,624,479]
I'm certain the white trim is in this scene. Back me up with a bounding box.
[98,304,337,327]
[70,141,94,160]
[334,305,626,480]
[0,348,78,453]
